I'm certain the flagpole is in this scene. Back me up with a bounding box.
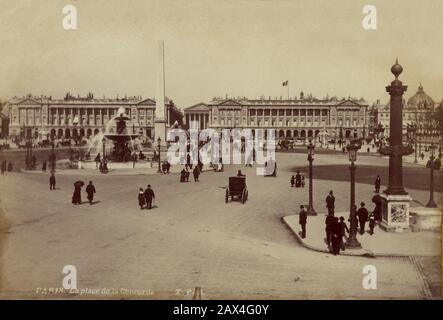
[287,83,289,100]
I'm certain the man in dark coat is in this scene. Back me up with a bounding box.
[325,213,335,248]
[144,184,155,209]
[356,202,369,235]
[49,173,56,190]
[193,166,200,182]
[374,175,381,193]
[325,190,335,215]
[86,181,96,205]
[372,192,382,222]
[299,205,308,238]
[330,217,343,255]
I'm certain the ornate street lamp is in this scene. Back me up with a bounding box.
[407,124,418,163]
[426,144,437,208]
[157,137,162,173]
[345,141,361,249]
[306,140,317,215]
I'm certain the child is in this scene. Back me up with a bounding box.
[290,175,295,187]
[301,176,305,188]
[138,187,145,209]
[368,212,376,235]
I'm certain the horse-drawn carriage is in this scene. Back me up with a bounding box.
[225,176,248,204]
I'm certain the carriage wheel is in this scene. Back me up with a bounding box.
[245,190,248,201]
[241,189,246,204]
[225,189,229,203]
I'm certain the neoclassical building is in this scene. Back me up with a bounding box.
[184,93,369,141]
[375,84,441,144]
[6,93,183,140]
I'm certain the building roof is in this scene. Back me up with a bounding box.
[6,94,174,107]
[406,84,435,110]
[185,97,368,110]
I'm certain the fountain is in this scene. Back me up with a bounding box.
[85,107,142,165]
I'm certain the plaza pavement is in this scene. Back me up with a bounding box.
[0,151,441,299]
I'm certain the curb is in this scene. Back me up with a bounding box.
[281,216,375,258]
[281,215,438,258]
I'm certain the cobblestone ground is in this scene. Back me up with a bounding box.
[0,150,440,299]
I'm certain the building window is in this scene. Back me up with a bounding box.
[250,109,256,116]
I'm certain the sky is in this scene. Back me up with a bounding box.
[0,0,442,109]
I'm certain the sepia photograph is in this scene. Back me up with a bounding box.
[0,0,441,304]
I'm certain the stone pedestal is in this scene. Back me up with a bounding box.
[379,194,412,232]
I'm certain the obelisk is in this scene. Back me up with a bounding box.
[154,40,167,146]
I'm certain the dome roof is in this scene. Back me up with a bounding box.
[407,84,435,110]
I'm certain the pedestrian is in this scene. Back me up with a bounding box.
[49,173,56,190]
[193,166,200,182]
[144,184,155,209]
[7,161,13,172]
[42,161,47,172]
[31,155,37,169]
[339,216,349,251]
[95,153,101,169]
[132,153,137,168]
[290,175,295,187]
[374,174,381,193]
[367,147,370,153]
[138,187,145,209]
[330,217,343,255]
[180,168,187,182]
[1,160,6,174]
[166,161,171,174]
[295,170,301,187]
[86,181,96,205]
[72,185,82,205]
[301,176,305,187]
[325,190,335,215]
[368,212,376,235]
[421,152,424,160]
[371,192,382,222]
[325,213,335,248]
[356,202,369,235]
[299,205,308,238]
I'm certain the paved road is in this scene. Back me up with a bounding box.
[0,152,439,299]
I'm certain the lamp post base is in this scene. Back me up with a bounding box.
[426,200,437,208]
[345,237,362,249]
[307,206,317,216]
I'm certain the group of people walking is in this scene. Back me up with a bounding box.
[180,166,201,182]
[299,175,384,256]
[290,171,305,188]
[138,185,155,210]
[72,181,96,205]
